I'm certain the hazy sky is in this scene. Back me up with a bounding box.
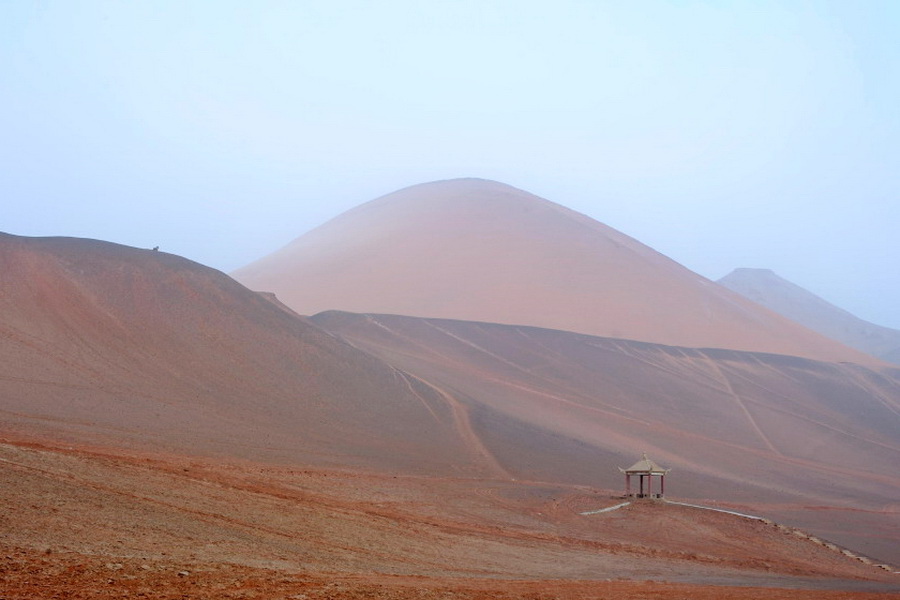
[3,1,898,328]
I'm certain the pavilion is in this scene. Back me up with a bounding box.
[619,453,670,498]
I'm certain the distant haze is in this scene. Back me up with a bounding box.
[2,2,897,328]
[719,268,900,364]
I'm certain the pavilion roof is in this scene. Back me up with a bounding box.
[619,453,670,474]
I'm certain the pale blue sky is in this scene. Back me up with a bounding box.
[3,1,898,328]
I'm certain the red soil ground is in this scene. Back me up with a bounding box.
[1,437,897,599]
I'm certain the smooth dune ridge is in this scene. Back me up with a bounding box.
[234,178,875,364]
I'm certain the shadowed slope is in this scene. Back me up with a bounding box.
[0,233,482,474]
[719,268,900,364]
[311,311,900,562]
[234,179,873,364]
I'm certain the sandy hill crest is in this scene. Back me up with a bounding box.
[233,178,875,364]
[0,232,480,474]
[719,268,900,365]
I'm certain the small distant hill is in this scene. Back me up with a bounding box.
[718,268,900,365]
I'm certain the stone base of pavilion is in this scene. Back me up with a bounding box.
[627,492,664,499]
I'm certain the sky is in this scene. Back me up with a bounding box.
[3,1,899,328]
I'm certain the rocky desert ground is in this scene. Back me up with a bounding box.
[1,435,897,599]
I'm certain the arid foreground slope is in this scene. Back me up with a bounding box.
[233,178,875,364]
[1,441,897,599]
[1,233,898,597]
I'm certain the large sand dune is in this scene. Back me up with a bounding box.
[234,178,875,363]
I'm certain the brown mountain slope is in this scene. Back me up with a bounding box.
[311,311,900,563]
[233,178,874,364]
[0,232,479,474]
[719,268,900,365]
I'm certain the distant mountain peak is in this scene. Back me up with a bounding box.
[730,267,778,277]
[719,268,900,364]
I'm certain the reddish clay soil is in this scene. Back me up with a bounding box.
[1,438,897,599]
[3,552,898,600]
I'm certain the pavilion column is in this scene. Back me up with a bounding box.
[661,474,665,497]
[625,473,631,497]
